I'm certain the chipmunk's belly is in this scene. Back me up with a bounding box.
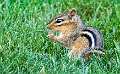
[72,36,89,51]
[70,36,91,59]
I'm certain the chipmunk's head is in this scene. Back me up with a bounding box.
[48,9,84,33]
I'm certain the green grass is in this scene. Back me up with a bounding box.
[0,0,120,74]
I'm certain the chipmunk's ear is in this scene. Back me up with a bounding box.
[68,8,77,17]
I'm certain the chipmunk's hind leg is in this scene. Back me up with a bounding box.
[68,48,91,60]
[68,49,83,59]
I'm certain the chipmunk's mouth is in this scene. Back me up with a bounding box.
[47,29,61,36]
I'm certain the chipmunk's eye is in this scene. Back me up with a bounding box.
[55,18,64,23]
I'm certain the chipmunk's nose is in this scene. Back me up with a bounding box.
[47,24,53,30]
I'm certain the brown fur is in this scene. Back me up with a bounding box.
[47,9,104,59]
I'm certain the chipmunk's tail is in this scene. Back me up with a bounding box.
[84,48,105,55]
[90,49,105,54]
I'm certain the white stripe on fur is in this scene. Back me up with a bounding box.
[82,31,95,48]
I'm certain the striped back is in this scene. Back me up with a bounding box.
[82,27,104,50]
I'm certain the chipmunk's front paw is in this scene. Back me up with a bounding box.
[48,33,54,39]
[68,50,83,59]
[48,32,56,41]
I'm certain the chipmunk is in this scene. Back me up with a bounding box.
[47,9,104,59]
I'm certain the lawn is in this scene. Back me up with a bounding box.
[0,0,120,74]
